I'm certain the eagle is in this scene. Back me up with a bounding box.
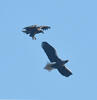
[41,42,72,77]
[22,25,51,40]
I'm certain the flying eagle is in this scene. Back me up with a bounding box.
[41,42,72,77]
[22,25,50,40]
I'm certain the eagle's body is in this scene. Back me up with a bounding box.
[42,42,72,77]
[22,25,50,40]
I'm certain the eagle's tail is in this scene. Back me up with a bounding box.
[44,62,55,71]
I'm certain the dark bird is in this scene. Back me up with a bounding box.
[22,25,51,40]
[41,42,72,77]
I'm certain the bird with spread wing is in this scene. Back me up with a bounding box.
[22,25,51,40]
[41,42,72,77]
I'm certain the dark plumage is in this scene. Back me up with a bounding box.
[22,25,50,40]
[41,42,72,77]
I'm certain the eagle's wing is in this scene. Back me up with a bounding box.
[23,25,37,31]
[42,42,61,62]
[40,26,51,30]
[58,66,72,77]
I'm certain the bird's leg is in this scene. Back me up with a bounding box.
[32,37,34,40]
[34,37,36,40]
[32,36,36,40]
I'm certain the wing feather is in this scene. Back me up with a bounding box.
[40,26,51,30]
[58,66,72,77]
[42,42,61,62]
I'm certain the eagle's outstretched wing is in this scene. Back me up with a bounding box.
[24,25,37,29]
[58,66,72,77]
[23,25,37,32]
[41,42,61,62]
[40,26,51,30]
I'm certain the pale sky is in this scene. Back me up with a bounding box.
[0,0,97,100]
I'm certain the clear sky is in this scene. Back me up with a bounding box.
[0,0,97,100]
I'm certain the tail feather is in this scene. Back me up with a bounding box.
[44,62,55,71]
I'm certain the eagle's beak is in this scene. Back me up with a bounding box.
[65,60,69,63]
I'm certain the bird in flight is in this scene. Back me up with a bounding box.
[22,25,51,40]
[41,42,72,77]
